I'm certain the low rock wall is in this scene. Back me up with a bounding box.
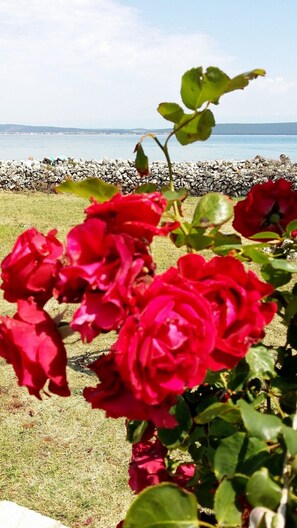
[0,155,296,197]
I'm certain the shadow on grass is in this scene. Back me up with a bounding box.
[67,348,109,375]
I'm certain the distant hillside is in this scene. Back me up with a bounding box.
[214,122,297,135]
[0,122,297,135]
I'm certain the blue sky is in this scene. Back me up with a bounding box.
[0,0,296,127]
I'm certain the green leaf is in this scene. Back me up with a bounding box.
[261,262,292,288]
[55,177,119,202]
[161,186,188,203]
[180,67,265,111]
[192,192,233,227]
[213,232,241,248]
[126,421,149,444]
[174,109,215,145]
[180,67,203,110]
[214,432,268,480]
[226,69,266,94]
[209,418,237,439]
[134,183,158,194]
[157,102,184,123]
[186,233,213,251]
[158,397,192,448]
[269,259,297,273]
[214,479,242,527]
[195,402,241,425]
[203,66,231,104]
[134,142,149,177]
[249,231,281,240]
[286,219,297,235]
[242,246,270,264]
[123,483,199,528]
[170,226,188,248]
[282,425,297,455]
[246,468,282,509]
[180,67,230,110]
[284,296,297,323]
[237,400,282,441]
[245,346,276,380]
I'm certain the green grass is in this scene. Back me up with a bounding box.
[0,191,132,527]
[0,190,284,527]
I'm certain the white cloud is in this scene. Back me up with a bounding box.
[214,74,297,123]
[0,0,235,126]
[1,1,296,126]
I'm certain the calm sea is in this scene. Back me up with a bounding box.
[0,134,296,162]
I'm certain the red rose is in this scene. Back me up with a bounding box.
[54,218,155,340]
[85,192,178,243]
[0,298,70,398]
[114,272,216,406]
[232,178,297,240]
[128,437,169,493]
[171,463,196,491]
[83,353,177,428]
[1,227,63,305]
[177,254,276,370]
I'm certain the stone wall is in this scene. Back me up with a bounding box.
[0,155,296,196]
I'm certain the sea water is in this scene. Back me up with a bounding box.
[0,133,296,162]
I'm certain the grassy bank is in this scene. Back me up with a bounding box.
[0,191,191,528]
[0,191,282,527]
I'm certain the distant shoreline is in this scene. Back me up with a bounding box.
[1,122,297,136]
[0,132,297,137]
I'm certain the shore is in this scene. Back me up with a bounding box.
[0,155,296,196]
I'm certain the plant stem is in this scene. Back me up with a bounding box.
[152,136,174,191]
[198,521,217,528]
[267,392,286,418]
[152,135,190,237]
[276,399,297,527]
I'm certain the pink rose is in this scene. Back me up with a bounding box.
[114,272,216,406]
[83,353,177,428]
[177,254,277,370]
[85,192,178,242]
[54,218,155,341]
[232,178,297,240]
[1,228,63,305]
[128,437,169,493]
[0,298,70,397]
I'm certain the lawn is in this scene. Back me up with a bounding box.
[0,190,283,527]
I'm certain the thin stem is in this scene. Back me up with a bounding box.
[276,399,297,527]
[198,521,217,528]
[220,372,229,391]
[152,136,190,237]
[267,392,286,419]
[152,136,174,191]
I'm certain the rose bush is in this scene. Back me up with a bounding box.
[1,65,297,528]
